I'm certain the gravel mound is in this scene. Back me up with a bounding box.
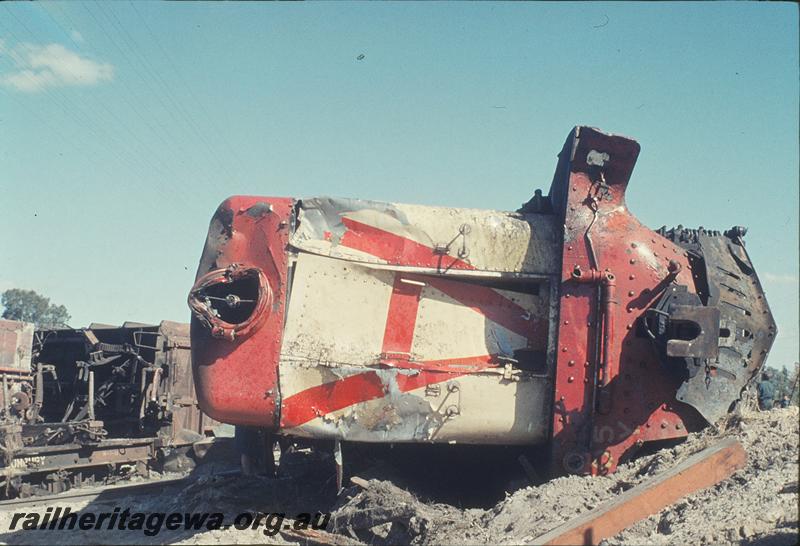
[326,407,799,545]
[1,407,795,545]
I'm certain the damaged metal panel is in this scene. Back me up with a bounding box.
[280,253,551,369]
[291,197,561,277]
[549,127,776,476]
[656,227,778,424]
[277,252,553,444]
[281,369,551,445]
[0,320,34,371]
[157,321,219,439]
[189,197,294,428]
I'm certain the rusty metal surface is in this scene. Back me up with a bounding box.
[30,321,218,443]
[1,320,221,498]
[548,127,776,475]
[0,320,34,370]
[158,321,220,438]
[550,128,707,475]
[3,439,155,479]
[657,227,777,424]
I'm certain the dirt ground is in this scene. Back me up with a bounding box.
[1,406,797,545]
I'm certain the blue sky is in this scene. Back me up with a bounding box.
[1,2,797,368]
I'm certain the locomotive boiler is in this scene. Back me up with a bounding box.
[188,127,776,476]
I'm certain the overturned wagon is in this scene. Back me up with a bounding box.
[0,320,221,497]
[189,127,776,475]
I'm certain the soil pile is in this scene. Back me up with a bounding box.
[1,407,796,545]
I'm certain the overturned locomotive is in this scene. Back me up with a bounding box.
[189,127,776,475]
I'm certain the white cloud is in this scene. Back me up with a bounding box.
[70,30,84,44]
[1,42,113,92]
[762,272,800,284]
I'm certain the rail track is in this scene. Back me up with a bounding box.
[0,469,239,510]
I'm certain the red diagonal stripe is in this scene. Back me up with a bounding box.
[385,354,497,377]
[281,371,385,428]
[280,355,496,428]
[339,217,547,348]
[340,217,474,271]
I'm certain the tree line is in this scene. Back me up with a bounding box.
[1,288,71,328]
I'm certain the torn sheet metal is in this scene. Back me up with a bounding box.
[277,251,553,444]
[190,196,294,427]
[280,367,550,445]
[291,197,561,276]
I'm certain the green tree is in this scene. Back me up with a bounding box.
[779,367,789,395]
[1,289,71,328]
[789,363,800,406]
[764,364,800,406]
